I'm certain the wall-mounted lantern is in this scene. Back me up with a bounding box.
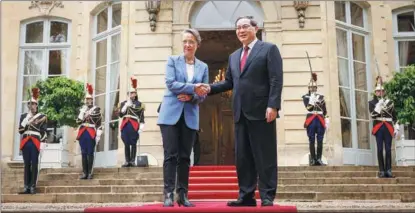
[293,1,309,28]
[145,0,161,32]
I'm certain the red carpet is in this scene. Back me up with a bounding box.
[84,202,297,212]
[188,166,264,200]
[190,165,236,171]
[84,166,297,212]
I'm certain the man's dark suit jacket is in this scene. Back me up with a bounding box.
[210,40,283,123]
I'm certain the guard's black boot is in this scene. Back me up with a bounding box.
[18,185,30,194]
[19,164,31,194]
[30,163,39,194]
[309,143,317,166]
[29,185,37,194]
[80,155,88,179]
[177,190,195,207]
[163,192,174,207]
[130,146,137,167]
[122,145,131,167]
[316,142,326,166]
[385,152,394,178]
[377,151,386,178]
[87,155,94,179]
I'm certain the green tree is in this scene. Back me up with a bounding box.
[31,76,85,129]
[384,66,415,139]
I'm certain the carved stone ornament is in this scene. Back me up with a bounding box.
[29,1,64,15]
[145,0,161,32]
[293,0,309,28]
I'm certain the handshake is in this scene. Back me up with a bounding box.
[194,83,211,96]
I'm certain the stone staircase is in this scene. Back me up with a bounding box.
[2,165,415,203]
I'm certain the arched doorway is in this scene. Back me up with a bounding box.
[189,1,265,165]
[190,1,264,30]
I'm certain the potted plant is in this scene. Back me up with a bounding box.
[383,65,415,166]
[32,76,84,168]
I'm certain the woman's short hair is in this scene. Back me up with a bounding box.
[182,28,202,45]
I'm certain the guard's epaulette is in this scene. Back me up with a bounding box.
[141,103,146,110]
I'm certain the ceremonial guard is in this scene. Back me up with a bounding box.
[76,83,103,179]
[119,76,145,167]
[18,88,48,194]
[369,76,399,178]
[302,73,329,166]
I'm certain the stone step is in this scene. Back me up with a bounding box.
[4,184,415,194]
[2,167,163,175]
[2,192,415,203]
[3,201,415,213]
[3,171,415,181]
[4,201,415,212]
[4,166,415,174]
[4,177,415,188]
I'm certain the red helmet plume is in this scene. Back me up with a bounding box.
[131,76,138,89]
[86,83,93,95]
[312,72,317,82]
[32,88,40,100]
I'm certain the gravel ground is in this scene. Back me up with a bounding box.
[2,200,415,212]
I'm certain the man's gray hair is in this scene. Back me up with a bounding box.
[235,16,258,27]
[182,28,202,45]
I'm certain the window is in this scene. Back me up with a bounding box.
[335,1,371,150]
[92,2,121,153]
[191,1,264,29]
[17,18,70,150]
[393,9,415,72]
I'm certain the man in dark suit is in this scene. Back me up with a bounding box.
[196,16,283,207]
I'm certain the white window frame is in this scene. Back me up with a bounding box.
[14,18,71,160]
[392,8,415,72]
[335,1,374,165]
[91,2,121,167]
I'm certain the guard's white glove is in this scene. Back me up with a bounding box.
[138,123,145,134]
[40,142,46,150]
[26,113,33,120]
[325,118,330,130]
[309,94,316,105]
[394,123,400,138]
[21,117,29,127]
[374,102,382,114]
[22,113,34,127]
[121,101,132,113]
[378,98,385,105]
[78,106,87,120]
[315,94,321,103]
[78,112,85,120]
[96,128,103,143]
[121,105,128,113]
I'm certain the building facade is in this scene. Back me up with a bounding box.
[1,1,413,168]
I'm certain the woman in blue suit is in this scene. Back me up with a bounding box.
[157,28,209,207]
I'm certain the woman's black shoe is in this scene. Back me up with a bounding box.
[163,193,174,207]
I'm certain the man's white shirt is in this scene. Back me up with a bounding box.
[240,38,258,59]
